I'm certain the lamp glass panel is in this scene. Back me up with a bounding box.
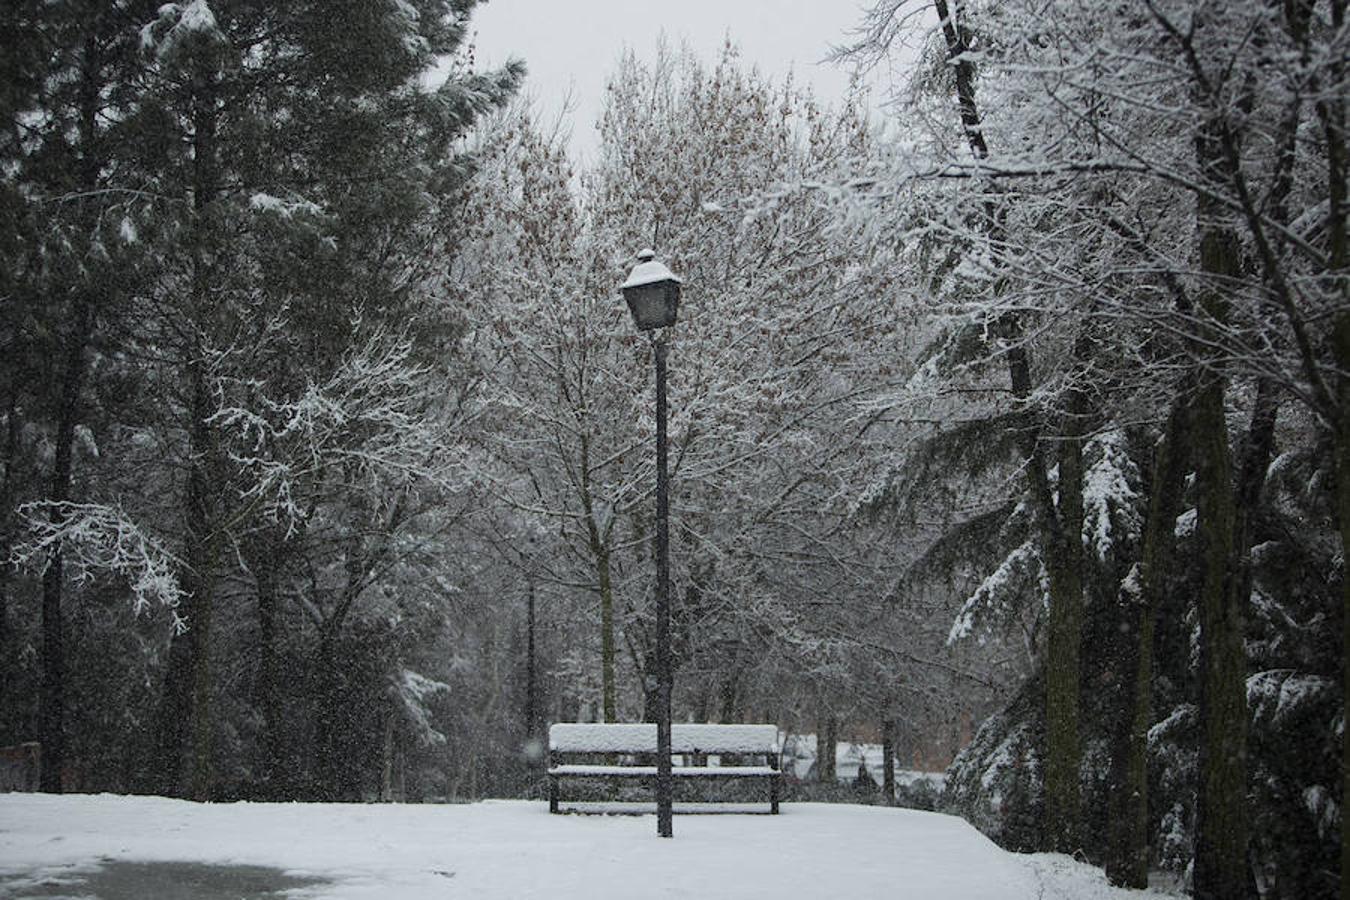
[626,282,676,331]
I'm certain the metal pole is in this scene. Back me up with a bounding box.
[653,336,674,838]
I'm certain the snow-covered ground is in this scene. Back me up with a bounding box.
[0,794,1176,899]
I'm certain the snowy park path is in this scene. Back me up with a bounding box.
[0,795,1171,899]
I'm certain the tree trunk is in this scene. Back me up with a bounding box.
[577,422,618,725]
[817,713,837,785]
[1338,411,1350,900]
[1190,124,1250,897]
[881,717,896,805]
[927,0,1087,847]
[380,709,395,802]
[151,624,190,795]
[1107,401,1190,887]
[1315,5,1349,894]
[693,685,710,723]
[597,542,616,723]
[1231,379,1279,608]
[309,638,339,801]
[1042,561,1083,848]
[1326,124,1350,900]
[38,26,105,795]
[182,366,218,802]
[0,387,13,742]
[1044,400,1085,853]
[254,547,284,798]
[1191,375,1248,900]
[525,577,540,743]
[178,58,224,804]
[185,581,215,801]
[718,670,740,723]
[38,316,83,791]
[932,0,1090,852]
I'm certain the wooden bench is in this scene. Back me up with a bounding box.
[547,723,782,814]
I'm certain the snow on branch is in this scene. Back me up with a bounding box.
[395,669,452,747]
[10,501,184,628]
[947,539,1043,645]
[208,330,466,528]
[248,192,325,220]
[140,1,226,62]
[1081,430,1141,562]
[1247,669,1338,731]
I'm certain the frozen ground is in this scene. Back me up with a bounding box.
[0,794,1175,900]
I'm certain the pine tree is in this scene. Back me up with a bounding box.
[1,0,165,791]
[2,0,520,800]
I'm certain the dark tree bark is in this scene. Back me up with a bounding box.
[153,59,224,801]
[1190,110,1253,900]
[1189,289,1247,900]
[718,670,741,723]
[1231,380,1279,610]
[38,305,86,792]
[525,576,540,744]
[182,57,223,803]
[1338,401,1350,900]
[183,447,218,803]
[380,710,396,802]
[39,25,108,794]
[595,539,616,724]
[817,712,838,785]
[154,368,219,800]
[1316,7,1350,896]
[252,538,286,798]
[1106,401,1190,888]
[0,385,17,741]
[881,716,896,805]
[1043,385,1086,852]
[577,430,618,724]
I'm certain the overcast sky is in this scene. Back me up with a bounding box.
[466,0,888,163]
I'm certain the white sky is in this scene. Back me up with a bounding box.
[465,0,889,164]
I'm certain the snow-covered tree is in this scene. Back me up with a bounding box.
[2,0,521,801]
[838,0,1346,892]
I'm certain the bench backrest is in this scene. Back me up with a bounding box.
[549,723,780,755]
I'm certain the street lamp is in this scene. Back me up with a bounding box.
[621,248,681,839]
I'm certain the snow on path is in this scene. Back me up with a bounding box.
[0,794,1164,899]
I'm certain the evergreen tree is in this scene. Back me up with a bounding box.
[3,0,520,800]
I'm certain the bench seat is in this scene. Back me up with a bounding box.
[548,764,780,777]
[547,723,783,814]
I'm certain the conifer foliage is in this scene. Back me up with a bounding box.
[839,0,1346,895]
[2,0,520,800]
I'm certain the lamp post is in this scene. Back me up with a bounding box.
[620,248,681,839]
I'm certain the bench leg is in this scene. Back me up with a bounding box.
[770,776,780,814]
[549,775,559,814]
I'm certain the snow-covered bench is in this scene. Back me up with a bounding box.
[547,723,782,814]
